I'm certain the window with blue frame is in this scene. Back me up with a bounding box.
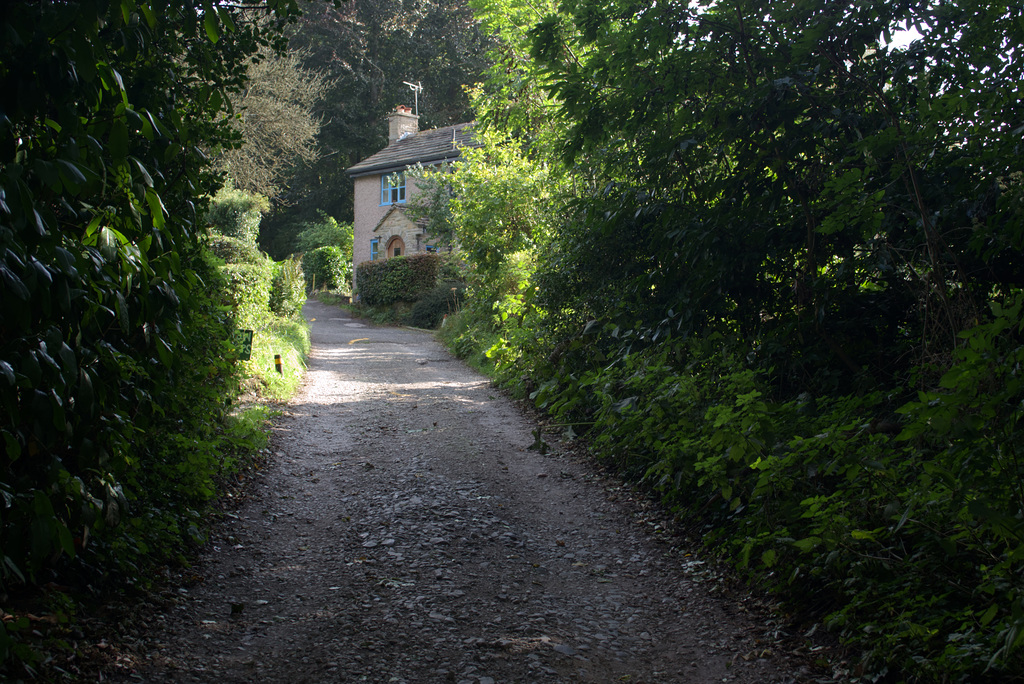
[381,172,406,205]
[370,238,379,260]
[425,244,438,253]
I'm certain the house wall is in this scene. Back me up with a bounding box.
[352,175,382,268]
[352,173,424,271]
[375,210,423,256]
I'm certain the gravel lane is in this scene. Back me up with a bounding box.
[118,299,802,683]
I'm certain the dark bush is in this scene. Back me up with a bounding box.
[407,252,441,292]
[407,282,467,329]
[270,258,306,318]
[302,246,350,292]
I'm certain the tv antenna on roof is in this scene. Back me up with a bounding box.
[403,80,423,116]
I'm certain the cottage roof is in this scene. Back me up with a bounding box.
[345,122,478,178]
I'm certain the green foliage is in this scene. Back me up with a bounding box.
[205,182,270,245]
[290,212,353,295]
[224,261,274,330]
[448,130,563,286]
[270,258,306,318]
[411,128,564,390]
[240,316,311,402]
[0,0,306,672]
[356,254,441,307]
[430,0,1024,679]
[526,294,1024,680]
[469,0,562,144]
[438,252,468,282]
[407,282,466,329]
[302,245,351,293]
[437,308,500,374]
[525,0,1024,394]
[294,211,353,255]
[206,234,266,265]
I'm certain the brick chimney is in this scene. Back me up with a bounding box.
[388,105,419,144]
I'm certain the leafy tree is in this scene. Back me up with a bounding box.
[528,0,1023,391]
[448,131,563,283]
[468,0,563,147]
[0,0,308,623]
[294,211,353,254]
[221,45,334,199]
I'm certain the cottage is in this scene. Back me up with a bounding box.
[345,105,477,279]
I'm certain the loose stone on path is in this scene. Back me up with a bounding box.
[111,299,804,683]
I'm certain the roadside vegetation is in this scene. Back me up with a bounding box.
[4,0,1022,681]
[422,1,1024,681]
[0,2,324,677]
[204,186,312,403]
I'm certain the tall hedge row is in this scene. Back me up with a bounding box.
[0,0,302,631]
[224,262,274,330]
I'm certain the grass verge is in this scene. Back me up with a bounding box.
[240,315,311,401]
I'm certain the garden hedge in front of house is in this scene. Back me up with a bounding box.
[357,253,440,307]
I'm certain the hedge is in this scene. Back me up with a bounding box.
[270,258,306,318]
[302,245,351,292]
[223,261,273,330]
[206,234,266,266]
[357,253,440,307]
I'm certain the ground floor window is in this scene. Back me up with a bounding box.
[370,238,379,260]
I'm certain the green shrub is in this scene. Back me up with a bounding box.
[294,212,353,254]
[438,252,467,281]
[270,258,306,318]
[206,234,266,265]
[224,261,273,330]
[522,296,1024,681]
[205,183,269,244]
[437,308,501,373]
[357,253,440,307]
[302,245,351,292]
[407,282,467,329]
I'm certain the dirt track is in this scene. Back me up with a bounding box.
[115,299,805,683]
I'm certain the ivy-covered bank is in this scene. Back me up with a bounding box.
[433,0,1024,680]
